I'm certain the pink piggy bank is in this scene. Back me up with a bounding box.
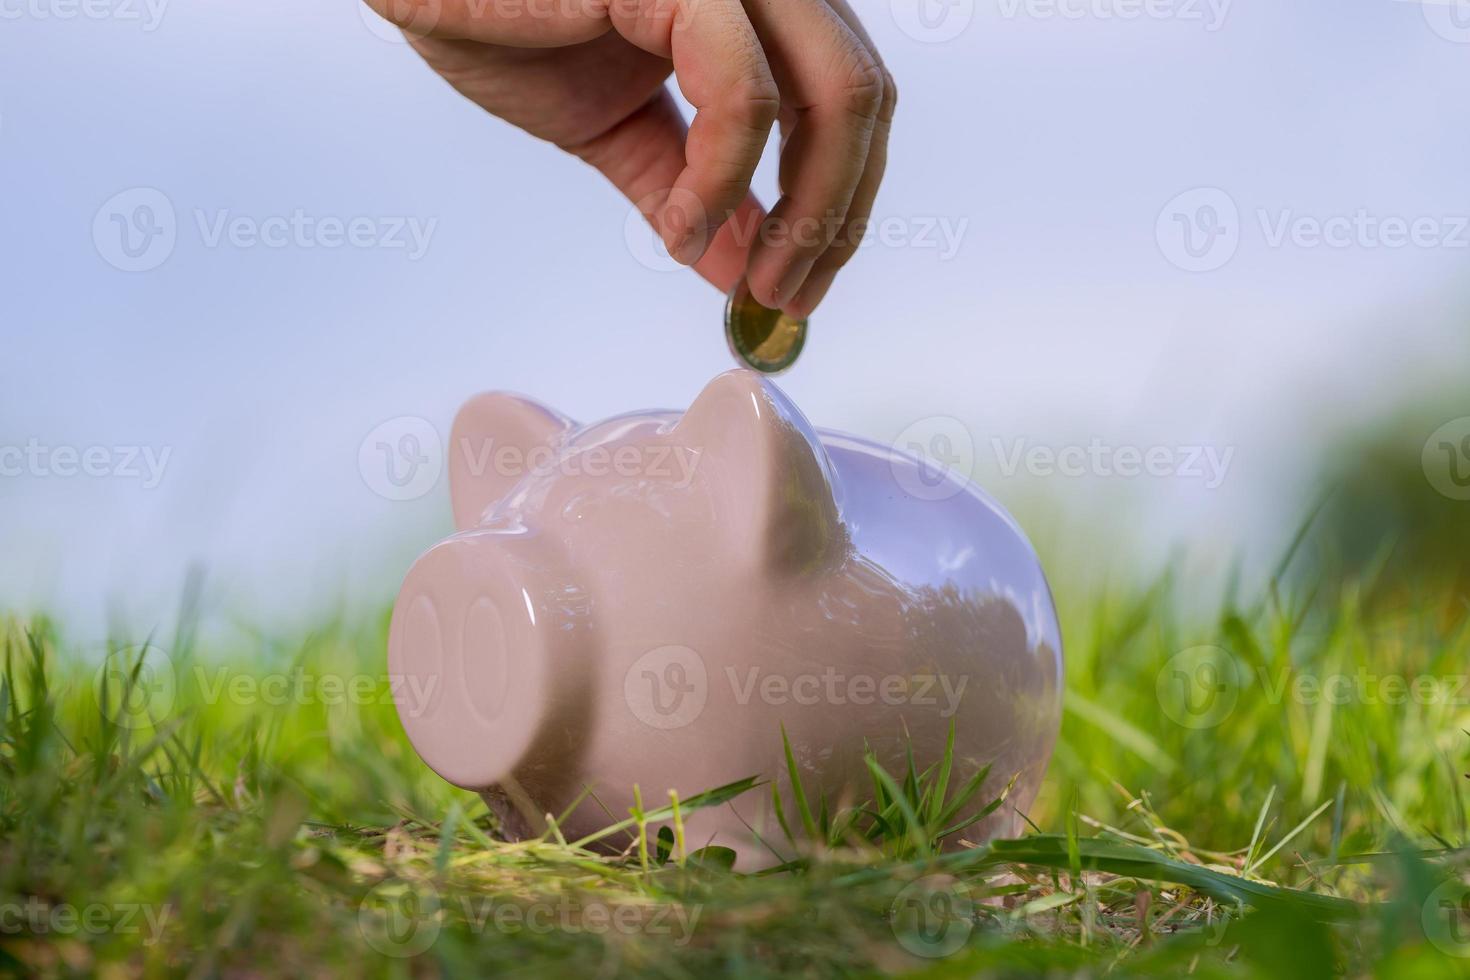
[389,370,1061,865]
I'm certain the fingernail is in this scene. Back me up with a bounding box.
[787,267,837,318]
[774,256,816,307]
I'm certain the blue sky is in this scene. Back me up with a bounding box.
[2,0,1468,635]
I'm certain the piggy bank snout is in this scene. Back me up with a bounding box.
[388,534,551,790]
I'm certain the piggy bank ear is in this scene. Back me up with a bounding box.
[449,393,573,530]
[675,370,847,572]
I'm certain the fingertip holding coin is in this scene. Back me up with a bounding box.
[787,267,836,320]
[725,280,808,374]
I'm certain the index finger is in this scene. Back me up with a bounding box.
[611,0,781,266]
[364,0,611,45]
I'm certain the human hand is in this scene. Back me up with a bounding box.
[364,0,896,317]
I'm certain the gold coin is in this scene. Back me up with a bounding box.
[724,281,807,374]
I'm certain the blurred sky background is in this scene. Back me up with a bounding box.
[2,0,1468,638]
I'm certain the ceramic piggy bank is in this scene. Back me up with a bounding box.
[389,370,1061,865]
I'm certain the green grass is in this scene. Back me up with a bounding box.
[2,528,1469,977]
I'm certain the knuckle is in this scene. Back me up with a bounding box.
[878,68,898,122]
[726,78,781,131]
[834,55,886,117]
[820,230,862,268]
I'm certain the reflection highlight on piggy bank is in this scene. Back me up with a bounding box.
[389,370,1061,866]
